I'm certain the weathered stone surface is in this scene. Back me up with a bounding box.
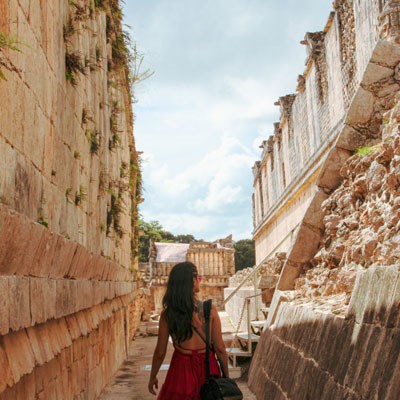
[0,2,143,400]
[30,277,57,326]
[318,147,352,190]
[2,329,36,384]
[8,276,30,332]
[302,189,329,230]
[371,40,400,68]
[0,341,14,393]
[336,124,372,151]
[288,224,322,264]
[0,277,9,335]
[26,324,52,366]
[362,62,394,86]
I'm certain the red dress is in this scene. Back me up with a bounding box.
[157,347,221,400]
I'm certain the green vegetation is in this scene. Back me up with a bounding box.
[138,220,255,272]
[234,239,255,272]
[102,2,153,107]
[109,100,121,150]
[120,161,129,179]
[94,0,105,11]
[356,145,380,157]
[63,16,76,41]
[0,31,21,80]
[85,55,101,72]
[86,129,101,154]
[138,220,199,262]
[65,51,86,86]
[106,191,125,239]
[95,46,102,63]
[75,185,88,205]
[37,206,49,228]
[37,217,49,228]
[70,1,89,22]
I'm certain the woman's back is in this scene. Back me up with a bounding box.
[148,262,229,399]
[172,302,208,352]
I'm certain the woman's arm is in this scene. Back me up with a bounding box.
[211,305,229,378]
[148,313,169,395]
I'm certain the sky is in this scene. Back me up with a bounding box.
[123,1,333,242]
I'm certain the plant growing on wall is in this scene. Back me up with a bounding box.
[81,108,93,125]
[0,31,21,80]
[37,209,49,228]
[69,1,89,22]
[356,145,381,157]
[65,51,86,86]
[106,191,125,240]
[63,15,77,42]
[75,184,88,205]
[85,129,101,154]
[109,100,121,150]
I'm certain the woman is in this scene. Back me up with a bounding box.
[148,261,229,399]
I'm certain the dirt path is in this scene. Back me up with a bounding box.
[98,335,257,400]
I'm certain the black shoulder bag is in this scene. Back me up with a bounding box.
[199,299,243,400]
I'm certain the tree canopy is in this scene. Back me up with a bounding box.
[138,219,255,272]
[233,239,255,272]
[138,220,198,262]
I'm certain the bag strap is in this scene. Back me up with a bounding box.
[203,299,212,380]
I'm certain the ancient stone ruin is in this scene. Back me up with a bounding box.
[247,0,400,398]
[0,1,146,398]
[149,236,235,311]
[3,0,400,398]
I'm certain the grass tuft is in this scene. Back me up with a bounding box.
[65,51,86,86]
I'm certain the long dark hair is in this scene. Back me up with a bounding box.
[162,261,197,343]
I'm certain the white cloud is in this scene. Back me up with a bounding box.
[126,0,333,241]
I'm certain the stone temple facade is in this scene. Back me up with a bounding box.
[149,236,235,312]
[247,1,400,398]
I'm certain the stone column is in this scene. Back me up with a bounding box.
[219,252,224,276]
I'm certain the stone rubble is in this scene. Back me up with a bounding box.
[293,93,400,308]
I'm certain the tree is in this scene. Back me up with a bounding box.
[175,234,197,243]
[138,219,199,262]
[234,239,255,272]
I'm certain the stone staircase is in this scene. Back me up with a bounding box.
[224,297,271,376]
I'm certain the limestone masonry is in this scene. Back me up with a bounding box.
[149,236,235,311]
[249,0,400,398]
[0,1,145,399]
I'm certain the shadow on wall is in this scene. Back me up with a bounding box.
[248,301,400,400]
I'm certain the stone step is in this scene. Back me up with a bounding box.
[228,365,242,379]
[250,320,266,327]
[226,347,252,368]
[250,320,267,334]
[237,333,260,342]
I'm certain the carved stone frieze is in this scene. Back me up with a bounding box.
[276,94,296,122]
[301,31,328,102]
[297,74,306,92]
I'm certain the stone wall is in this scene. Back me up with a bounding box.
[149,238,235,311]
[248,2,400,398]
[252,0,386,261]
[224,254,285,328]
[0,0,143,398]
[249,266,400,399]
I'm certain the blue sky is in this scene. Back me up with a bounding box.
[123,1,333,242]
